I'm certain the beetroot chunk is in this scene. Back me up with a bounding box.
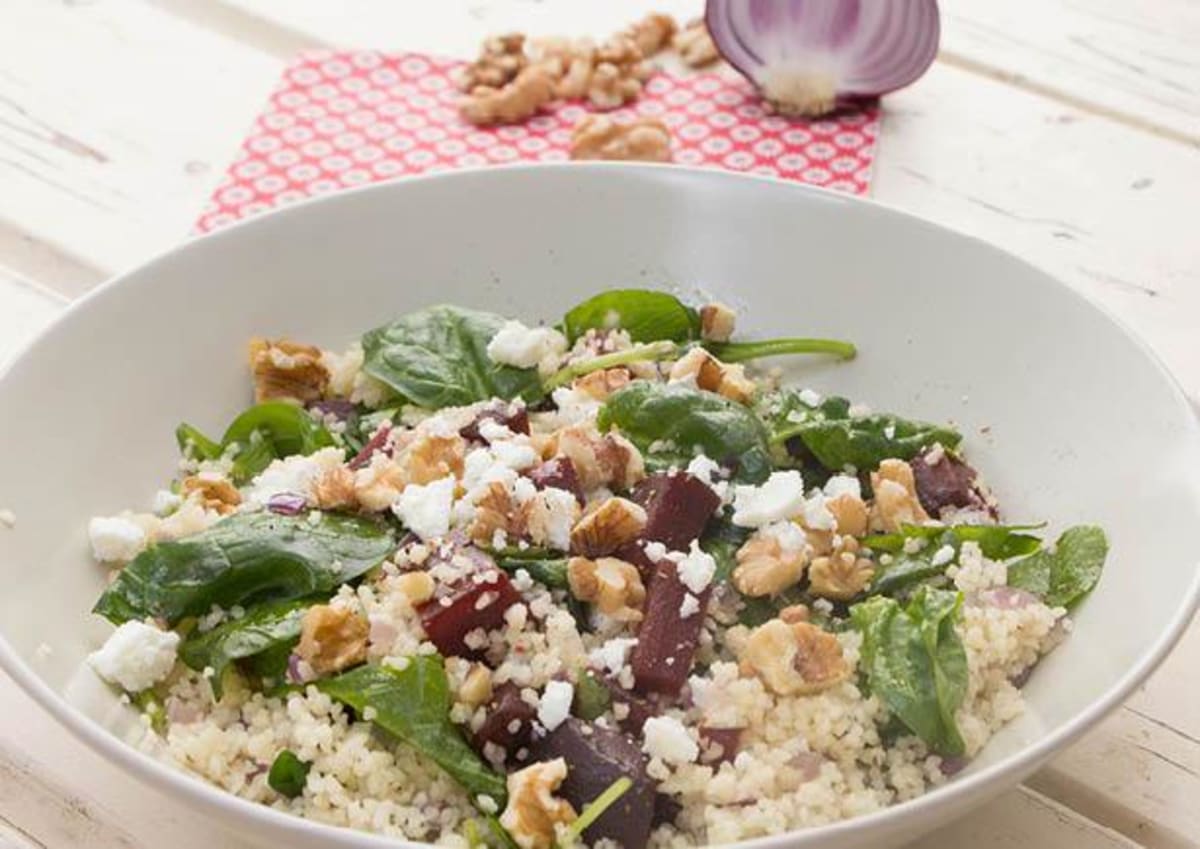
[473,682,536,757]
[417,570,520,658]
[528,718,655,849]
[631,472,720,551]
[459,401,530,442]
[698,726,743,765]
[630,561,709,695]
[527,457,585,506]
[911,448,992,517]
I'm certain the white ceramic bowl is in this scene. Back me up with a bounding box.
[1,164,1197,849]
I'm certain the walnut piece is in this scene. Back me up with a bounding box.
[352,455,407,512]
[567,556,646,622]
[458,663,494,708]
[312,465,357,510]
[572,367,632,401]
[180,474,241,515]
[778,603,810,624]
[500,758,577,849]
[621,12,677,56]
[698,302,736,343]
[394,570,436,606]
[529,36,598,99]
[870,459,930,532]
[587,36,648,110]
[673,18,720,67]
[808,536,874,600]
[461,64,557,126]
[740,619,849,696]
[570,115,672,163]
[398,432,465,486]
[521,488,582,550]
[732,528,807,597]
[469,481,526,547]
[570,497,647,557]
[544,423,645,491]
[459,33,527,92]
[669,347,757,404]
[827,492,869,537]
[297,604,369,676]
[248,338,330,404]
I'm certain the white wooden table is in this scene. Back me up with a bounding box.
[1,1,1197,847]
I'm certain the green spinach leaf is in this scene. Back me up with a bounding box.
[707,338,856,363]
[573,669,612,721]
[268,750,310,798]
[93,512,396,626]
[700,518,751,583]
[317,659,507,805]
[1007,525,1107,608]
[178,598,314,699]
[495,555,569,590]
[864,524,1043,561]
[851,587,968,756]
[175,423,224,462]
[362,305,543,409]
[868,553,951,598]
[177,402,335,483]
[598,382,773,483]
[561,289,698,344]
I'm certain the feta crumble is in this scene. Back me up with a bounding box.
[88,621,180,692]
[88,516,148,563]
[679,593,701,618]
[731,470,805,528]
[392,477,456,540]
[152,490,183,516]
[931,544,956,567]
[532,487,579,551]
[676,541,716,594]
[485,320,567,372]
[589,637,638,675]
[798,388,822,407]
[537,680,574,731]
[243,447,344,506]
[823,474,862,500]
[642,716,699,765]
[686,454,728,500]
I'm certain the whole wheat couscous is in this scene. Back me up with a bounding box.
[84,290,1107,849]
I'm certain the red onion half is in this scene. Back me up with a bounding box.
[706,0,940,116]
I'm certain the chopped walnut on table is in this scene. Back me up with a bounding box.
[500,758,577,849]
[297,604,369,677]
[460,64,557,126]
[740,619,849,696]
[570,496,647,557]
[732,528,808,597]
[180,474,241,516]
[673,18,720,68]
[588,36,650,109]
[458,32,527,91]
[529,36,597,99]
[620,12,678,57]
[567,556,646,622]
[870,458,930,532]
[247,338,330,404]
[569,115,672,163]
[669,347,757,404]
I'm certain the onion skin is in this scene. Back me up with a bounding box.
[706,0,941,117]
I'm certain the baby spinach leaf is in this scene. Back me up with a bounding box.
[761,390,960,472]
[177,402,335,483]
[362,305,543,409]
[851,587,968,756]
[561,289,698,344]
[268,750,310,798]
[707,337,856,363]
[868,553,951,598]
[317,659,508,806]
[178,598,314,699]
[175,423,224,462]
[573,669,612,721]
[700,518,751,583]
[598,382,773,483]
[864,524,1043,561]
[495,555,569,590]
[93,512,397,626]
[1007,525,1107,609]
[131,689,167,735]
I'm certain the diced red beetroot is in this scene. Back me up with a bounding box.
[601,677,660,735]
[631,472,721,551]
[698,727,743,765]
[527,457,585,505]
[416,570,520,658]
[528,718,655,849]
[472,682,536,756]
[459,401,530,442]
[631,562,709,696]
[652,793,683,828]
[911,448,991,517]
[613,540,658,581]
[348,424,393,470]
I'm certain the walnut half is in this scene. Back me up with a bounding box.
[461,64,556,126]
[567,556,646,622]
[870,459,930,532]
[500,758,577,849]
[570,115,672,163]
[807,536,874,601]
[297,604,369,676]
[740,619,849,696]
[248,337,330,404]
[669,347,757,404]
[732,528,807,597]
[570,497,647,557]
[180,474,241,516]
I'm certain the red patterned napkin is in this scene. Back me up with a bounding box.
[196,50,880,233]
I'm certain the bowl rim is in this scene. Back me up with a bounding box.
[2,161,1198,848]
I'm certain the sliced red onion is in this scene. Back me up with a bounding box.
[348,423,393,470]
[978,586,1040,610]
[308,399,357,421]
[267,492,309,516]
[789,750,824,782]
[940,754,969,776]
[706,0,940,116]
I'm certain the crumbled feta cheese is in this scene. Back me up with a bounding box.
[392,477,456,540]
[686,454,729,500]
[763,521,808,553]
[931,544,956,567]
[533,487,578,551]
[151,490,182,516]
[244,447,344,506]
[88,516,148,563]
[537,680,574,731]
[822,474,862,501]
[676,541,716,594]
[642,716,698,765]
[461,448,519,492]
[798,388,822,407]
[883,424,896,440]
[477,418,514,443]
[802,493,836,531]
[679,593,701,618]
[731,471,805,528]
[490,439,539,471]
[549,386,602,425]
[486,320,568,370]
[589,638,638,675]
[643,541,669,563]
[88,621,179,692]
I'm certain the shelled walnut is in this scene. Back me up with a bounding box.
[569,115,672,163]
[458,32,527,92]
[460,65,557,126]
[673,18,720,68]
